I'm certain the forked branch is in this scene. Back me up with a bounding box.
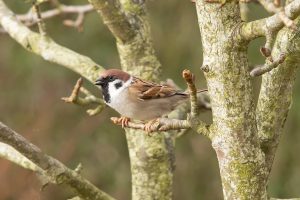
[239,0,300,41]
[0,4,93,33]
[62,78,106,116]
[258,0,296,29]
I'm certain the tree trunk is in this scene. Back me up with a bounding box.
[195,1,268,199]
[116,2,174,200]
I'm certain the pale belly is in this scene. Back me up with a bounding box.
[107,89,187,120]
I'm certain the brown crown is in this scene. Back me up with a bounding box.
[99,69,131,82]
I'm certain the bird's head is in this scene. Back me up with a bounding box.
[95,69,131,103]
[95,69,130,87]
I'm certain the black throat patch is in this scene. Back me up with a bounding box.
[99,76,117,103]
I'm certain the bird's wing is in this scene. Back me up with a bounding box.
[128,77,187,100]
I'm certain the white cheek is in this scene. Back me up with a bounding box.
[108,77,132,101]
[108,80,124,100]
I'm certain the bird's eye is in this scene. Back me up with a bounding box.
[114,82,123,89]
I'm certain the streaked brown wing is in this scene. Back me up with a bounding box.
[129,77,185,100]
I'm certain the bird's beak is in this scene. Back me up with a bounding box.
[95,78,103,86]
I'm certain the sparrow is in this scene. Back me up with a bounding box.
[95,69,206,131]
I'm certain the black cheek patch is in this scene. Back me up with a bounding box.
[98,75,117,103]
[102,87,110,103]
[100,81,110,103]
[114,82,123,89]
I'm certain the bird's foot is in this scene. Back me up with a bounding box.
[111,116,131,128]
[144,118,160,135]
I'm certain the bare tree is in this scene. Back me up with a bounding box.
[0,0,300,199]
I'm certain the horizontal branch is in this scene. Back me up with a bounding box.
[111,117,190,132]
[0,0,103,83]
[111,117,210,137]
[239,0,300,41]
[0,121,115,200]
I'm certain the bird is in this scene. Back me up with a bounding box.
[95,69,207,131]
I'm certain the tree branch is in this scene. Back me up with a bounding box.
[250,53,286,76]
[0,142,43,173]
[239,0,300,41]
[256,17,300,176]
[111,117,190,131]
[32,1,47,35]
[258,0,296,29]
[0,121,115,200]
[87,0,136,43]
[88,1,174,199]
[13,4,94,31]
[182,69,199,117]
[61,78,106,116]
[0,0,103,83]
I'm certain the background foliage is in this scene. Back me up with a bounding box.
[0,0,299,199]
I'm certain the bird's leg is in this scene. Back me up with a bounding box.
[144,118,160,134]
[111,116,131,128]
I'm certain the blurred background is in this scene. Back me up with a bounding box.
[0,0,300,199]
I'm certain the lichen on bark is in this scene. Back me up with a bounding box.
[195,1,268,199]
[256,18,300,174]
[110,1,173,199]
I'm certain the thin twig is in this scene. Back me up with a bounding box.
[0,4,94,33]
[260,29,277,58]
[62,78,106,116]
[239,0,300,41]
[111,117,190,132]
[182,69,198,117]
[32,1,46,35]
[250,54,286,76]
[63,12,85,31]
[258,0,296,29]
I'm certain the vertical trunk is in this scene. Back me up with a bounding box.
[195,1,268,199]
[125,130,175,200]
[116,3,174,200]
[257,20,300,176]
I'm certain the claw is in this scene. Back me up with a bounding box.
[143,119,160,135]
[110,116,131,128]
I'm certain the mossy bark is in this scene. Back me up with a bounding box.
[257,19,300,175]
[195,1,268,199]
[116,1,173,200]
